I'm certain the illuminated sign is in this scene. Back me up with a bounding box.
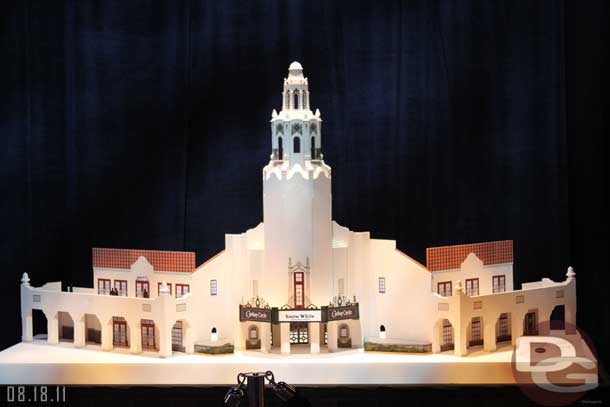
[239,306,271,322]
[326,305,359,321]
[278,309,322,322]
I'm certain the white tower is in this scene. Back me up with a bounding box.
[262,62,333,308]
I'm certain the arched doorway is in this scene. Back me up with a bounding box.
[337,324,351,348]
[58,311,74,342]
[32,309,47,340]
[468,317,483,347]
[523,310,539,336]
[172,320,185,352]
[550,305,565,331]
[246,325,261,350]
[85,314,101,344]
[441,319,454,351]
[496,313,512,343]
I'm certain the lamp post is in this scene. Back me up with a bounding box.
[224,371,296,407]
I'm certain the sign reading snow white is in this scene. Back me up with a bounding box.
[278,309,322,322]
[239,306,271,322]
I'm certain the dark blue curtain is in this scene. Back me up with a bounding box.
[1,0,608,367]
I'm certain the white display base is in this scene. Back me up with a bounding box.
[0,340,525,385]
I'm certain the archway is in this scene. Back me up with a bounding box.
[550,305,565,331]
[58,311,74,342]
[496,312,512,343]
[32,309,47,340]
[85,314,102,344]
[523,310,539,336]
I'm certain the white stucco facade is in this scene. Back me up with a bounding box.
[20,62,578,359]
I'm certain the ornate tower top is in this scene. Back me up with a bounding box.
[268,62,324,165]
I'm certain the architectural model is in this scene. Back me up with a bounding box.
[11,63,590,381]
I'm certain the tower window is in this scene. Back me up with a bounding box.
[378,277,386,293]
[293,89,299,109]
[293,136,301,153]
[311,136,316,159]
[278,136,283,160]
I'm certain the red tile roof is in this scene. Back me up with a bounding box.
[92,248,196,273]
[426,240,513,272]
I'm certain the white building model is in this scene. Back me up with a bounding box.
[20,62,578,360]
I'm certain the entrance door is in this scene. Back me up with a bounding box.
[172,321,184,352]
[441,319,454,351]
[289,323,308,344]
[524,312,538,336]
[294,272,304,308]
[141,319,155,350]
[469,317,483,347]
[113,317,128,347]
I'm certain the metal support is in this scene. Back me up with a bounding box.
[247,373,265,407]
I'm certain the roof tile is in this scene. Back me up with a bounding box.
[92,248,195,273]
[426,240,513,271]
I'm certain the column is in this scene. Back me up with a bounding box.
[280,323,291,355]
[101,318,113,351]
[565,305,576,334]
[46,311,59,345]
[158,323,172,358]
[309,322,320,354]
[183,321,194,354]
[327,321,338,353]
[431,320,441,353]
[73,314,86,348]
[454,322,468,356]
[130,320,142,354]
[22,311,33,342]
[511,313,525,346]
[483,318,497,352]
[260,323,271,354]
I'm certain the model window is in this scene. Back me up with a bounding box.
[176,283,190,298]
[278,136,283,160]
[112,316,128,347]
[493,275,506,293]
[470,317,482,346]
[311,136,316,159]
[293,136,300,153]
[437,281,452,297]
[294,272,304,308]
[378,277,386,293]
[293,89,299,109]
[135,280,150,298]
[158,282,172,295]
[141,319,155,350]
[114,280,128,296]
[339,324,349,338]
[98,278,111,295]
[465,278,479,296]
[210,279,217,296]
[338,278,345,296]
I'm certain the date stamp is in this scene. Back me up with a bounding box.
[4,386,67,405]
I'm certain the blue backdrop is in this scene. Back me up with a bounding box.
[1,0,608,372]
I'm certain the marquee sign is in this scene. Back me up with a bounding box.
[326,305,359,321]
[239,306,271,322]
[278,309,322,322]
